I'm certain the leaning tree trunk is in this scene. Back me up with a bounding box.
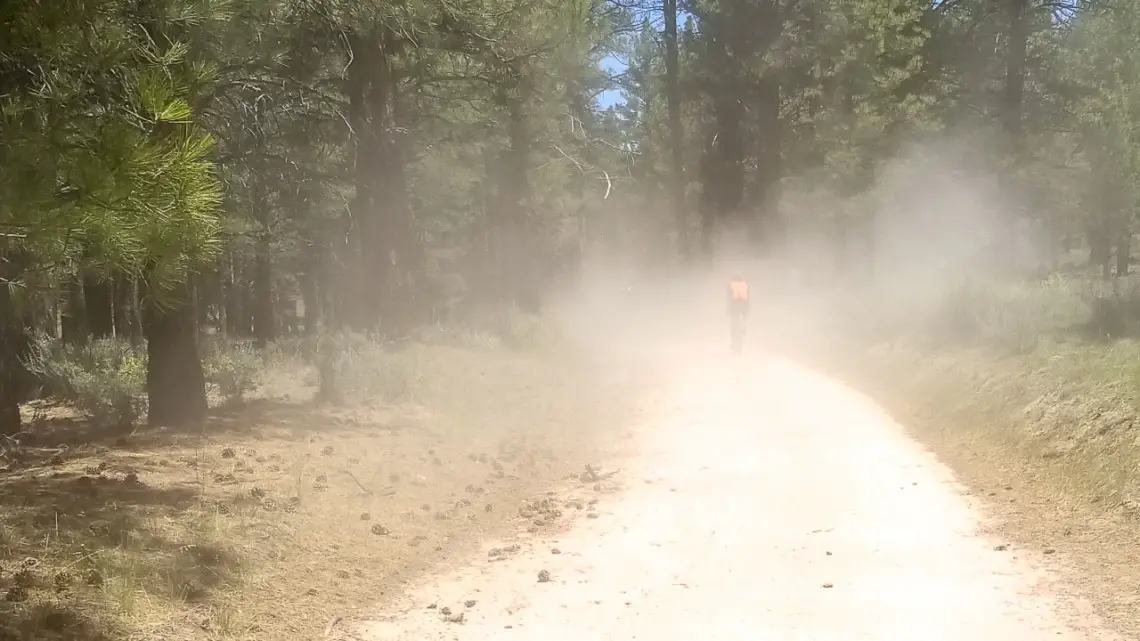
[143,281,208,427]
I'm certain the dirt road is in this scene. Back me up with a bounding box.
[345,354,1118,640]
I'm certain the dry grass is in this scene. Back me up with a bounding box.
[0,341,644,640]
[829,340,1140,506]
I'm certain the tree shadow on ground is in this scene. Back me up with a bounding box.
[130,397,406,449]
[0,469,242,640]
[0,601,119,641]
[0,469,201,546]
[9,396,406,466]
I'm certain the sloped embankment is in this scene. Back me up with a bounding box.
[811,341,1140,636]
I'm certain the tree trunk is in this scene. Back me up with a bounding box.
[200,266,226,333]
[113,272,142,344]
[84,274,114,338]
[223,252,248,337]
[712,95,746,226]
[61,276,88,345]
[250,141,277,344]
[0,276,25,435]
[663,0,687,259]
[751,74,782,251]
[1117,229,1131,277]
[744,0,784,253]
[1089,223,1111,279]
[1003,0,1028,142]
[496,64,539,311]
[997,0,1029,275]
[252,230,276,345]
[346,30,381,330]
[143,280,208,427]
[241,280,256,337]
[696,129,719,263]
[299,268,321,334]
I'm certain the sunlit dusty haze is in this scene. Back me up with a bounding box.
[5,1,1140,639]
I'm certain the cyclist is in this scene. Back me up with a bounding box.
[727,272,749,352]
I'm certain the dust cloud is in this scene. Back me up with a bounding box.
[544,132,1033,363]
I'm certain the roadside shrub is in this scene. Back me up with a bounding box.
[479,306,563,351]
[900,276,1088,353]
[310,331,424,405]
[261,335,311,367]
[311,331,368,404]
[25,335,147,427]
[413,323,501,350]
[202,338,262,404]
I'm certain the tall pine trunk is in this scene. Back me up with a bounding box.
[251,150,276,345]
[143,280,208,427]
[223,252,248,337]
[343,27,416,331]
[0,276,25,435]
[663,0,687,260]
[495,64,539,311]
[999,0,1029,273]
[345,30,381,330]
[1003,0,1028,141]
[752,74,782,250]
[252,229,276,345]
[84,274,114,338]
[133,0,210,426]
[61,276,88,345]
[113,272,142,344]
[299,266,321,334]
[1117,230,1131,277]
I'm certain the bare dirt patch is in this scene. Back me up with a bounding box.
[0,344,646,640]
[816,344,1140,638]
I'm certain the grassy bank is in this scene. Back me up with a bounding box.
[777,275,1140,634]
[0,319,646,640]
[780,274,1140,511]
[822,341,1140,507]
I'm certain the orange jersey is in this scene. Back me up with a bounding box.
[729,279,749,301]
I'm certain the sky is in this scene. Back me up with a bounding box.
[593,8,696,110]
[597,55,628,109]
[591,3,1080,112]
